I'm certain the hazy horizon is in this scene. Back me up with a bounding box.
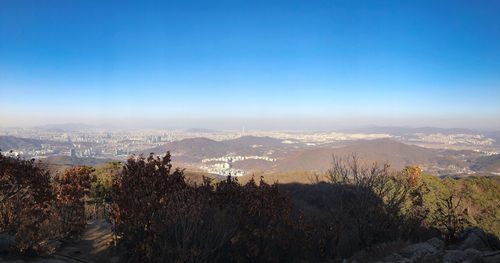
[1,1,499,129]
[1,118,500,132]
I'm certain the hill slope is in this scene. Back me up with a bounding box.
[471,154,500,173]
[40,156,114,173]
[0,135,71,151]
[276,139,440,171]
[0,135,43,150]
[144,136,286,163]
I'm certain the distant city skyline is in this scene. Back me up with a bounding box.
[1,1,499,129]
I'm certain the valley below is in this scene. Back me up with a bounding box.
[1,126,499,178]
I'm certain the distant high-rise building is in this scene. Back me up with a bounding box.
[70,148,76,157]
[241,126,245,137]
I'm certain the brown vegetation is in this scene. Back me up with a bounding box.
[2,150,498,262]
[0,151,96,254]
[0,152,53,254]
[110,153,435,261]
[52,166,94,239]
[111,153,298,262]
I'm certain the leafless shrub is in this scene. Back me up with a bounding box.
[324,155,428,250]
[0,151,53,254]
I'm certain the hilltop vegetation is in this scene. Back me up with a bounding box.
[0,152,95,254]
[421,173,500,237]
[41,155,114,174]
[245,170,500,239]
[1,151,499,262]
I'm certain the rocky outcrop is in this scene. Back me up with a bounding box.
[0,233,15,253]
[382,253,410,263]
[454,228,500,252]
[456,228,491,251]
[399,241,439,260]
[366,229,500,263]
[427,237,446,250]
[482,251,500,263]
[443,248,482,263]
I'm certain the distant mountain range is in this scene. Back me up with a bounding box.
[338,126,479,135]
[33,123,96,131]
[184,128,220,133]
[16,124,498,134]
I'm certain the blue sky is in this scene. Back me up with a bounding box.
[1,0,499,129]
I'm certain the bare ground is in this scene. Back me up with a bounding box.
[0,220,117,263]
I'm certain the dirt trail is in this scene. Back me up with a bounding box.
[0,220,115,263]
[52,219,115,263]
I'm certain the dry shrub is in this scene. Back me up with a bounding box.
[1,151,97,254]
[0,150,435,260]
[0,151,53,254]
[111,153,433,261]
[112,153,305,262]
[285,155,430,257]
[329,156,428,242]
[218,177,295,262]
[111,152,191,261]
[52,166,94,239]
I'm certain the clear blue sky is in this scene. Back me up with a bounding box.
[1,0,499,129]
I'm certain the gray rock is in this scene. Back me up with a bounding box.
[383,253,403,260]
[459,228,489,251]
[0,233,16,252]
[399,242,438,259]
[464,248,483,263]
[443,249,483,263]
[109,256,121,263]
[482,251,500,263]
[460,233,488,251]
[443,250,466,263]
[383,253,411,262]
[427,237,445,250]
[459,228,487,240]
[37,260,71,263]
